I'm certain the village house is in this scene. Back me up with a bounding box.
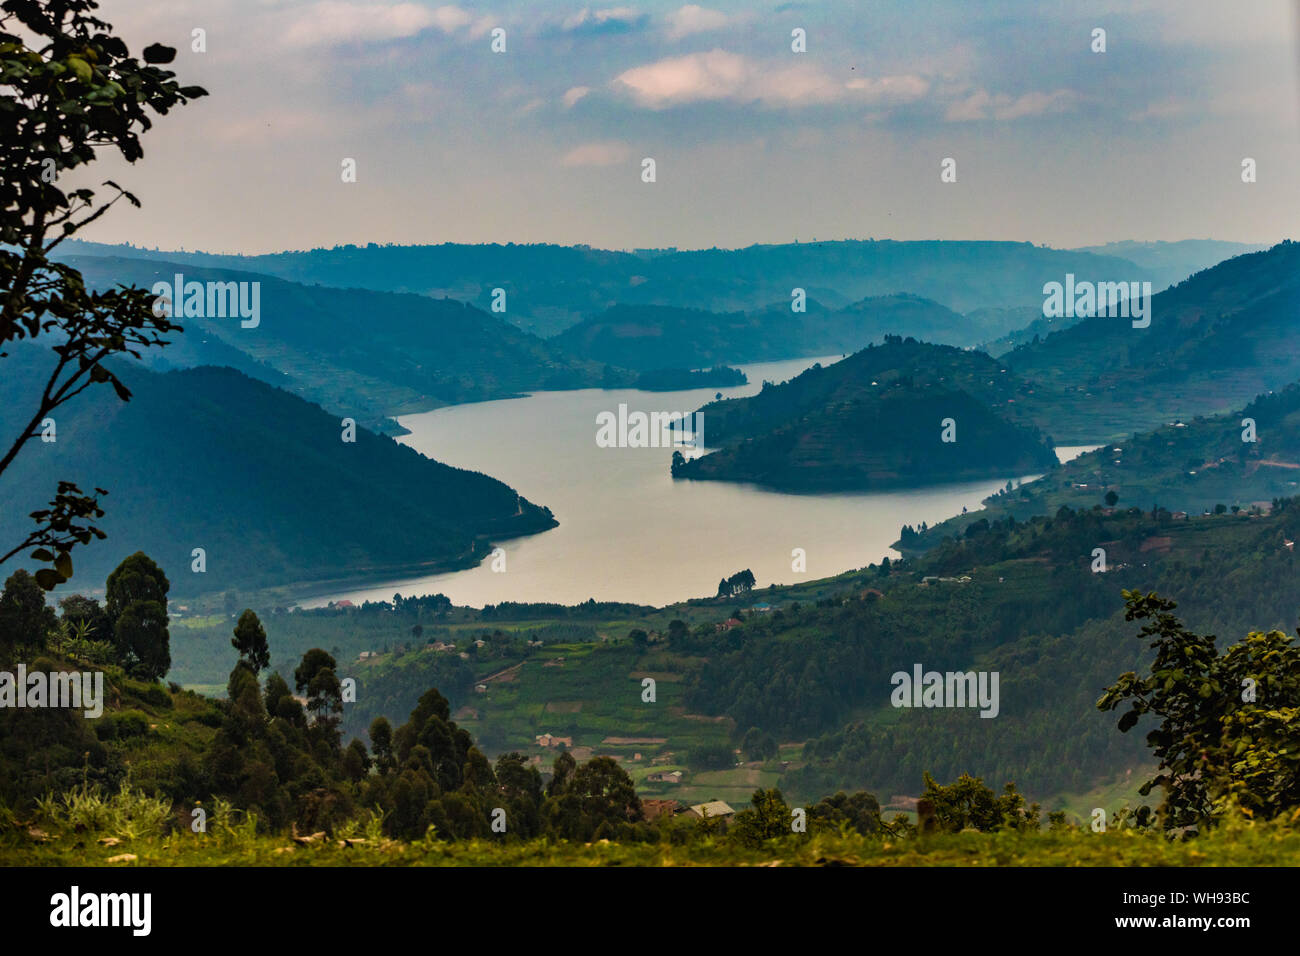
[641,799,685,822]
[646,770,683,784]
[714,618,743,633]
[687,800,735,821]
[535,733,573,749]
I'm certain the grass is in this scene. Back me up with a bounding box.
[7,805,1300,866]
[1045,770,1152,825]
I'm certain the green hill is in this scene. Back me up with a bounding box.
[0,351,556,598]
[1008,241,1300,441]
[671,338,1059,491]
[902,382,1300,550]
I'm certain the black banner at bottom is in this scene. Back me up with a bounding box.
[6,865,1277,942]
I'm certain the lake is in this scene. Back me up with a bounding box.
[305,355,1097,608]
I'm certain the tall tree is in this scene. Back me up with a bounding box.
[369,716,395,774]
[0,0,205,588]
[231,608,270,673]
[0,568,57,650]
[104,551,168,626]
[294,647,337,695]
[104,551,169,678]
[113,597,169,680]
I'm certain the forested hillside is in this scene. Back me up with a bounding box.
[0,349,556,597]
[671,337,1058,491]
[1008,241,1300,441]
[906,382,1300,549]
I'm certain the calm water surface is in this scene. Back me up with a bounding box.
[306,356,1097,608]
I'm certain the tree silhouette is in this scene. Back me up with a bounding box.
[231,609,270,673]
[0,0,205,588]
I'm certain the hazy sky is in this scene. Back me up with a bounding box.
[73,0,1300,253]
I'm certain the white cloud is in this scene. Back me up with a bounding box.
[666,5,731,40]
[281,1,449,47]
[614,49,929,109]
[429,5,473,33]
[615,49,749,107]
[467,16,498,38]
[845,75,931,101]
[563,86,593,108]
[561,141,633,166]
[945,88,1078,121]
[278,2,483,47]
[563,7,644,32]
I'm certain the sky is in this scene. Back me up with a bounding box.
[67,0,1300,254]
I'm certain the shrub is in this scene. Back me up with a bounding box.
[114,711,150,738]
[140,685,173,710]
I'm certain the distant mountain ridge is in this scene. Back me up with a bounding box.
[61,238,1158,337]
[1070,239,1269,289]
[64,255,613,433]
[553,294,1058,370]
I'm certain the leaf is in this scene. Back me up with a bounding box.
[34,568,64,591]
[142,43,176,64]
[54,551,73,579]
[66,56,92,81]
